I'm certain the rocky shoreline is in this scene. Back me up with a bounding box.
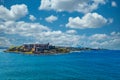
[4,43,100,55]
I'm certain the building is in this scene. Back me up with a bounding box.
[23,43,55,53]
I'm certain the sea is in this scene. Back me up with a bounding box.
[0,49,120,80]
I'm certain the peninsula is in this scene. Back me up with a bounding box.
[5,43,97,55]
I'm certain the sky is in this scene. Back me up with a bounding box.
[0,0,120,50]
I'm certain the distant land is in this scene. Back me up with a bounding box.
[4,43,102,55]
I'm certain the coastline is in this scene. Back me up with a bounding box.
[3,43,104,55]
[4,47,100,55]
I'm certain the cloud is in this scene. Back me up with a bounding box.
[45,15,58,23]
[89,34,108,41]
[39,0,106,13]
[66,30,77,34]
[108,18,113,24]
[0,19,81,47]
[111,31,120,36]
[36,31,120,49]
[29,15,36,21]
[0,21,50,35]
[0,4,119,49]
[66,13,107,29]
[1,20,120,49]
[35,30,81,47]
[111,1,117,7]
[88,32,120,50]
[0,37,11,47]
[0,4,28,21]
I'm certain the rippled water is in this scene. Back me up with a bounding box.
[0,49,120,80]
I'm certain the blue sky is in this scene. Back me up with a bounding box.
[0,0,120,49]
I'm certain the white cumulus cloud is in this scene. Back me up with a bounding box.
[89,34,108,41]
[45,15,58,23]
[0,37,11,47]
[111,1,117,7]
[0,21,50,35]
[39,0,106,13]
[0,20,81,47]
[35,30,81,47]
[66,30,77,34]
[29,15,36,21]
[0,4,28,21]
[66,13,108,29]
[88,32,120,50]
[0,3,119,50]
[1,20,120,49]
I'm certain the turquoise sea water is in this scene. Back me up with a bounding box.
[0,49,120,80]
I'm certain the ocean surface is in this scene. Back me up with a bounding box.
[0,49,120,80]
